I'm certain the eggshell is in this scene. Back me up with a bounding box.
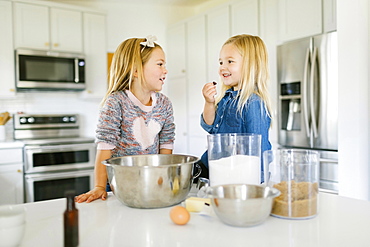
[170,206,190,225]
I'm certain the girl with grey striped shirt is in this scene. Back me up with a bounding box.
[76,36,175,203]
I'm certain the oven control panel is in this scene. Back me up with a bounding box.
[14,114,79,129]
[13,114,81,140]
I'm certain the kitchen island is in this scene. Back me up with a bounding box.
[19,192,370,247]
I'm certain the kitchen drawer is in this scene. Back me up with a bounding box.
[0,148,23,164]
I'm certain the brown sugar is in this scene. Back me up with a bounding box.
[271,180,318,218]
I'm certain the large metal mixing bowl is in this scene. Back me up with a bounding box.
[102,154,201,209]
[207,184,280,227]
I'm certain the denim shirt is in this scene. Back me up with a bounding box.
[200,89,272,181]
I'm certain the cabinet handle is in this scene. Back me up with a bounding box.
[53,43,59,47]
[181,69,186,73]
[45,42,49,47]
[10,88,15,92]
[17,169,22,173]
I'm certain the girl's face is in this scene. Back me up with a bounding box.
[143,48,168,92]
[218,43,243,90]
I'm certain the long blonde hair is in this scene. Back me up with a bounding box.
[215,34,272,122]
[101,38,162,106]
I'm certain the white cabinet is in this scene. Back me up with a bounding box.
[80,13,107,99]
[323,0,337,32]
[166,24,186,78]
[14,2,83,53]
[230,0,259,36]
[166,23,188,154]
[50,8,83,52]
[186,15,208,157]
[206,5,230,83]
[0,0,16,98]
[279,0,322,41]
[0,148,24,205]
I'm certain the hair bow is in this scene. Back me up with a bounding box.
[140,35,157,49]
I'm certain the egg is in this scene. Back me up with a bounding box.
[170,206,190,225]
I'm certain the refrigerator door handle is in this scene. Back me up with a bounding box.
[303,47,311,137]
[310,47,319,138]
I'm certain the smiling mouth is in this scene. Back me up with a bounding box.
[222,73,231,78]
[160,77,165,82]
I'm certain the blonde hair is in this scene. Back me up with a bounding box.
[101,38,162,106]
[215,34,272,123]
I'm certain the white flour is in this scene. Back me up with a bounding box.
[209,155,261,186]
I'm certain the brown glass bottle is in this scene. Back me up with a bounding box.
[64,191,79,247]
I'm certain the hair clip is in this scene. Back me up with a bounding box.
[140,35,157,52]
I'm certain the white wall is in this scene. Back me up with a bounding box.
[337,0,370,200]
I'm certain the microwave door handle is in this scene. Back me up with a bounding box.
[310,47,319,138]
[74,58,79,83]
[303,47,311,137]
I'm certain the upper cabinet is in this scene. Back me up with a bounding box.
[206,4,230,83]
[14,2,83,53]
[230,0,259,36]
[80,12,107,98]
[0,0,16,98]
[279,0,337,42]
[50,8,83,52]
[323,0,337,33]
[166,24,186,79]
[279,0,322,41]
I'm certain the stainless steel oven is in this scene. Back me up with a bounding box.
[13,113,95,202]
[25,169,93,202]
[24,142,95,173]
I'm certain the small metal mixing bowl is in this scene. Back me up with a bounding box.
[207,184,280,227]
[102,154,201,209]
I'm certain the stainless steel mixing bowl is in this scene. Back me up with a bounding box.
[102,154,201,209]
[207,184,280,227]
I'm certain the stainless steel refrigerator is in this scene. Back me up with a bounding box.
[277,31,338,193]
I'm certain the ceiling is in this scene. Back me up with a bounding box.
[45,0,212,6]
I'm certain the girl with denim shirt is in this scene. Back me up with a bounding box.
[200,34,272,180]
[75,36,175,203]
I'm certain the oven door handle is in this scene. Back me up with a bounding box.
[25,169,94,181]
[24,143,96,153]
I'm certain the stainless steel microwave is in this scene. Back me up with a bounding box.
[15,49,86,91]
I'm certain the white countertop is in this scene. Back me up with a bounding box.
[18,191,370,247]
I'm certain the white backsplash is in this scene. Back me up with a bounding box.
[0,92,101,140]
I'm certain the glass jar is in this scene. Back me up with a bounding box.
[263,149,320,219]
[207,133,262,186]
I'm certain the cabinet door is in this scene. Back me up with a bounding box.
[279,0,322,41]
[166,23,188,154]
[323,0,337,32]
[231,0,259,36]
[206,5,230,83]
[14,2,50,50]
[166,23,186,78]
[0,1,16,98]
[0,148,24,205]
[50,8,83,52]
[81,13,107,99]
[187,15,208,157]
[167,77,188,154]
[0,164,24,205]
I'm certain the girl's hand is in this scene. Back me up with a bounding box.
[202,81,217,103]
[75,186,108,203]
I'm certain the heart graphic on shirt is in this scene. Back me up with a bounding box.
[132,117,161,150]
